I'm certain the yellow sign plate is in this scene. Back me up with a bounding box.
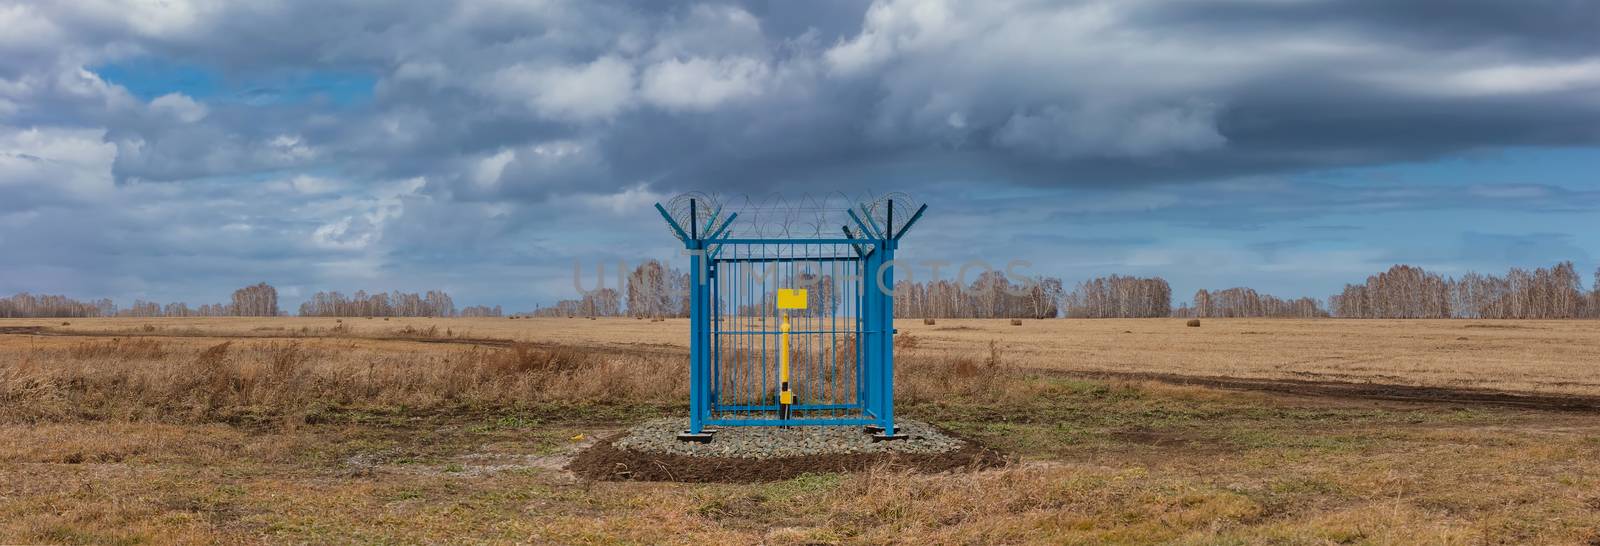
[777,289,808,310]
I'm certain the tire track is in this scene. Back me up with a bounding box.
[1045,369,1600,413]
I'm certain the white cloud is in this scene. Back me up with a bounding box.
[308,177,425,251]
[472,149,515,188]
[149,92,208,122]
[451,139,607,200]
[994,102,1227,159]
[572,183,663,215]
[0,3,63,50]
[62,0,208,39]
[311,216,373,250]
[391,60,450,86]
[641,56,770,111]
[489,56,636,121]
[825,0,967,74]
[1369,58,1600,97]
[288,174,341,194]
[0,125,117,201]
[56,67,139,111]
[268,134,317,162]
[646,4,766,61]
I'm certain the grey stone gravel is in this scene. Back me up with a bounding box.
[613,418,966,459]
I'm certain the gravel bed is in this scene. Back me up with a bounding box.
[613,418,965,459]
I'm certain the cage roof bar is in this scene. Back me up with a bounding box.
[846,208,881,239]
[655,203,690,242]
[718,237,864,244]
[701,203,724,234]
[856,203,885,238]
[706,232,732,259]
[841,226,868,257]
[706,212,737,241]
[893,204,928,240]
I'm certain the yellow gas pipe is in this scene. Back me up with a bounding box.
[779,311,793,419]
[776,289,806,421]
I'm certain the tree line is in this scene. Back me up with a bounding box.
[1330,262,1600,319]
[1176,288,1328,318]
[460,305,504,317]
[539,262,1067,319]
[2,283,489,319]
[1,283,279,318]
[895,271,1063,319]
[1061,275,1172,318]
[9,262,1600,320]
[296,289,459,317]
[533,288,622,318]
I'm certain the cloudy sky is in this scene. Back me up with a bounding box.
[2,0,1599,311]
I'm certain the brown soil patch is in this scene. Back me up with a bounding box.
[1062,369,1600,413]
[1462,323,1546,330]
[568,430,1007,483]
[1108,429,1198,447]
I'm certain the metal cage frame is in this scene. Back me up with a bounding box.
[656,195,927,440]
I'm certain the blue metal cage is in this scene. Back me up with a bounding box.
[656,195,927,440]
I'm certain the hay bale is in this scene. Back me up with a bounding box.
[923,318,936,325]
[1009,319,1023,326]
[1186,319,1201,327]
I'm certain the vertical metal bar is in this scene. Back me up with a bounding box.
[688,238,704,434]
[711,258,719,416]
[856,250,866,413]
[887,199,894,240]
[830,248,839,415]
[739,252,747,416]
[787,246,793,416]
[735,251,744,416]
[760,245,768,406]
[711,259,718,417]
[810,253,818,415]
[800,249,808,415]
[879,240,896,435]
[723,255,731,415]
[884,200,897,426]
[744,251,752,415]
[807,252,816,416]
[832,252,844,413]
[865,245,874,419]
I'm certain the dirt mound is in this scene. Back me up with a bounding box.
[568,428,1007,483]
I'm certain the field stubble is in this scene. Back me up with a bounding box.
[0,317,1598,543]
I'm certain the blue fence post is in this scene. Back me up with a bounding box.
[688,238,706,435]
[877,238,896,436]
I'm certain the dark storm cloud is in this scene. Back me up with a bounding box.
[1046,178,1600,231]
[24,0,1600,194]
[3,0,1600,307]
[1139,0,1600,56]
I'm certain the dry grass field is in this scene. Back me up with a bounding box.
[2,317,1600,543]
